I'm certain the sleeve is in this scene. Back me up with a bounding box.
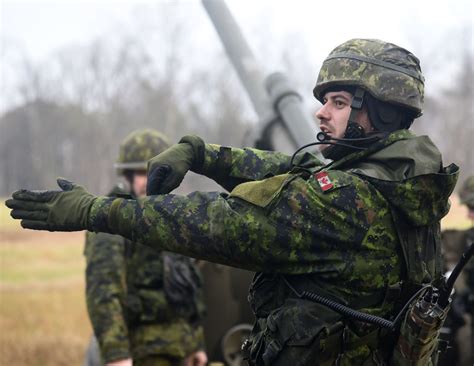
[192,324,206,352]
[195,143,294,191]
[84,231,131,362]
[89,171,386,275]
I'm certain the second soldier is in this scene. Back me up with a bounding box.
[84,129,207,366]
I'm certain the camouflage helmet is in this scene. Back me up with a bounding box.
[459,176,474,207]
[115,129,170,175]
[314,39,425,116]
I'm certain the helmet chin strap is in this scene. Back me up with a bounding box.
[344,87,368,141]
[348,88,365,126]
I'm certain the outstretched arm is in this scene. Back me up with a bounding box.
[91,170,377,274]
[90,191,279,271]
[7,173,378,275]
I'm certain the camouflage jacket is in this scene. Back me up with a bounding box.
[89,130,458,365]
[84,190,206,363]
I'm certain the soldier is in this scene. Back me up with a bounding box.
[7,39,459,364]
[83,129,207,366]
[439,176,474,366]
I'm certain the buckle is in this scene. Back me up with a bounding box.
[351,88,365,110]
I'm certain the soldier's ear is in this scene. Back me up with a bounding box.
[355,107,373,133]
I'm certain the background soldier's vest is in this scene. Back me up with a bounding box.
[124,240,205,327]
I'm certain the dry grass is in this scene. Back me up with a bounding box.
[1,285,91,365]
[1,201,92,366]
[0,195,471,365]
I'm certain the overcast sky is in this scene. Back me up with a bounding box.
[1,0,472,112]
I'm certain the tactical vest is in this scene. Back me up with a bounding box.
[124,240,205,327]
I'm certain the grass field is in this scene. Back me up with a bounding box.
[1,203,91,366]
[0,196,471,365]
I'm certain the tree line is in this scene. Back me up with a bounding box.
[1,9,472,196]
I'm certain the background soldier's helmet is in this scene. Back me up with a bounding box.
[115,129,171,175]
[459,176,474,208]
[313,38,425,116]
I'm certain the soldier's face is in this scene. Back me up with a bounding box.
[315,90,371,152]
[132,171,147,198]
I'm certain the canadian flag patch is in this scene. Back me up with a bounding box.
[315,171,334,192]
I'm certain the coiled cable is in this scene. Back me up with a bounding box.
[283,276,431,331]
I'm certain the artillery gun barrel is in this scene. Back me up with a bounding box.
[265,72,321,150]
[201,0,271,120]
[202,0,322,158]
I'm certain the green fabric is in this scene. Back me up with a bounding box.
[325,130,458,226]
[198,143,296,192]
[347,133,443,181]
[130,320,205,360]
[229,174,293,207]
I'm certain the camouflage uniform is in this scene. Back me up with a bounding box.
[439,177,474,366]
[6,41,460,365]
[85,130,206,365]
[84,40,459,365]
[87,127,458,365]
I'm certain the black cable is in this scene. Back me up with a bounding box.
[289,131,384,168]
[318,132,381,142]
[282,276,432,331]
[301,289,394,329]
[391,285,432,328]
[289,141,365,168]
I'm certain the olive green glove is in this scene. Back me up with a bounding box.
[146,135,205,195]
[6,178,97,231]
